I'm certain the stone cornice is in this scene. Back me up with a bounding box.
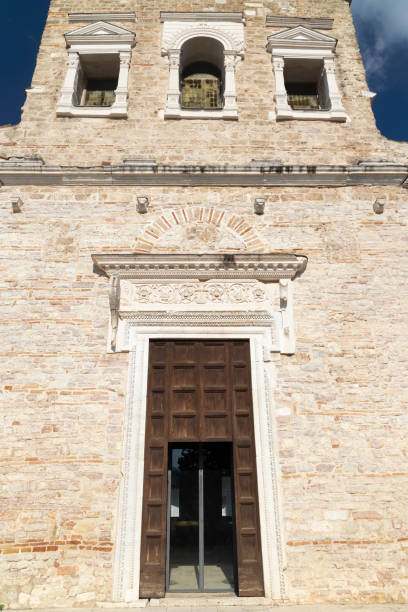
[91,253,308,281]
[266,16,333,30]
[68,13,137,23]
[0,158,407,187]
[160,12,245,23]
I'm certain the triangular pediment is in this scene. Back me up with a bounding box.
[267,25,337,50]
[65,21,136,47]
[66,21,134,37]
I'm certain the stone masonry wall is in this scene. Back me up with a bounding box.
[0,0,407,165]
[1,183,408,606]
[1,0,408,608]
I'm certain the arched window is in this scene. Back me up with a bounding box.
[161,13,245,120]
[180,38,224,111]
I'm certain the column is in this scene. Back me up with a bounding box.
[272,56,292,118]
[112,51,131,117]
[223,51,238,117]
[165,49,181,117]
[324,57,347,118]
[56,51,79,115]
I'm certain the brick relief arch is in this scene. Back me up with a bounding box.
[134,207,265,253]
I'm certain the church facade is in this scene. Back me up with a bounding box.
[1,0,408,607]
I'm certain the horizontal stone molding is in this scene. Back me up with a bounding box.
[266,16,334,30]
[120,310,276,326]
[91,253,308,281]
[1,158,407,187]
[68,13,137,23]
[160,12,245,23]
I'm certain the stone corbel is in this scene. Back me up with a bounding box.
[109,275,121,352]
[279,279,295,355]
[11,196,23,213]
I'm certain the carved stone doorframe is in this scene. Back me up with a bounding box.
[91,253,308,602]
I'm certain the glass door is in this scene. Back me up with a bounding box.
[166,443,236,593]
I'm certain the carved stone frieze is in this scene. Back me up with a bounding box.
[120,280,268,308]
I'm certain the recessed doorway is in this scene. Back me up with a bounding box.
[167,442,236,593]
[139,340,264,599]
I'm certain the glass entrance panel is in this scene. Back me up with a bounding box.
[167,446,199,591]
[167,443,235,593]
[203,444,235,591]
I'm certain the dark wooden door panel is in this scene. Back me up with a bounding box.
[230,342,264,597]
[139,342,169,598]
[140,340,264,598]
[200,341,231,442]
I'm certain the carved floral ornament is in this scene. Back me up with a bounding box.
[92,253,308,356]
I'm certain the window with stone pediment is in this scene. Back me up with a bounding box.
[56,21,135,118]
[267,25,348,122]
[160,12,245,120]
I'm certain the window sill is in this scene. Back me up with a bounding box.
[276,108,348,123]
[56,104,127,118]
[164,107,238,120]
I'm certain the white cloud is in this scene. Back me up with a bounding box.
[352,0,408,84]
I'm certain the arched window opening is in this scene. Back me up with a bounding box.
[179,37,225,111]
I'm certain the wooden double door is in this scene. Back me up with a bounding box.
[140,340,264,598]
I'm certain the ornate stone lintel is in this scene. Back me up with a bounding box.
[92,253,308,281]
[92,254,307,357]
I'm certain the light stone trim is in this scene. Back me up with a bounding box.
[103,251,308,600]
[113,328,286,602]
[112,343,149,602]
[160,12,245,23]
[92,253,306,357]
[69,13,137,23]
[267,26,348,123]
[161,18,245,120]
[266,16,334,30]
[56,22,136,119]
[91,253,308,282]
[2,159,407,187]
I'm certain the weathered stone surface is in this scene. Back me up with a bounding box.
[0,0,408,608]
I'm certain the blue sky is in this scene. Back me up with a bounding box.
[1,1,408,143]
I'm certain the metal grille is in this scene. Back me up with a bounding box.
[287,93,320,110]
[84,79,117,107]
[181,73,222,110]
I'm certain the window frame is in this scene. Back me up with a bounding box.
[267,25,348,123]
[56,21,135,119]
[161,14,245,120]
